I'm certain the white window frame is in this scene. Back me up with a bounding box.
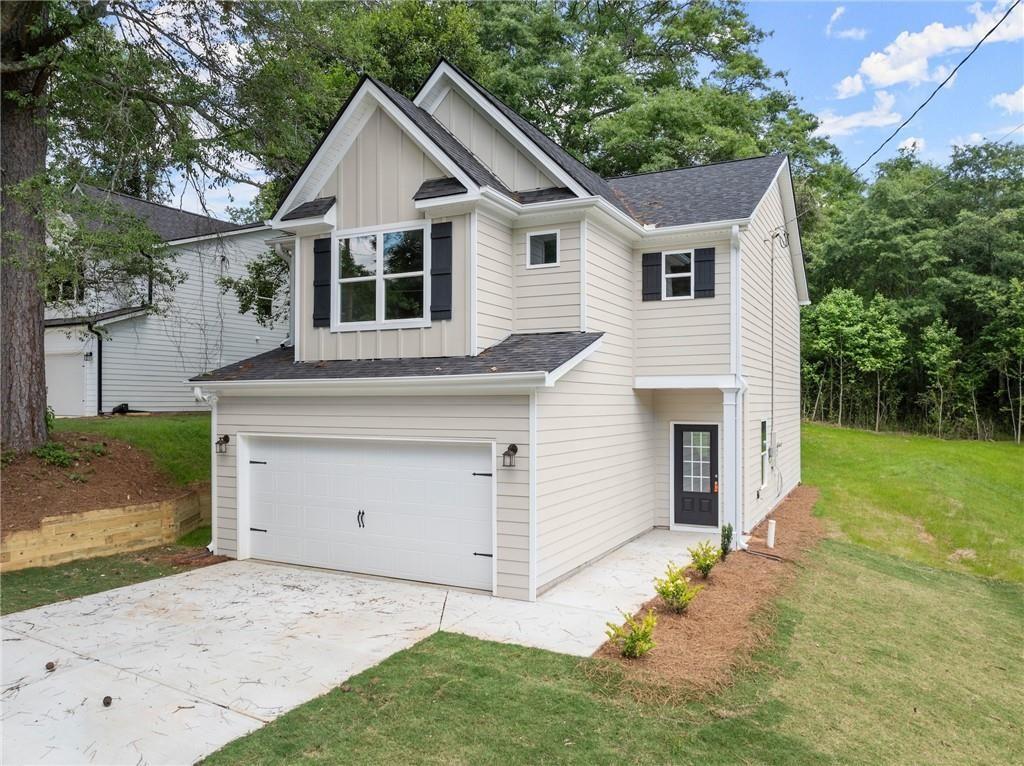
[760,420,769,488]
[525,229,560,269]
[330,219,432,332]
[662,250,694,301]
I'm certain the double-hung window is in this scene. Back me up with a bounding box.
[334,223,429,329]
[662,250,693,299]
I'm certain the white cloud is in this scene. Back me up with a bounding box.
[814,90,902,137]
[826,6,846,36]
[898,136,927,153]
[991,84,1024,113]
[836,27,868,41]
[835,74,865,99]
[852,2,1024,88]
[950,131,987,147]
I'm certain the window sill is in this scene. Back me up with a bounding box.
[525,262,560,270]
[661,295,694,301]
[329,319,432,332]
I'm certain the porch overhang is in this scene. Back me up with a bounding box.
[634,374,742,392]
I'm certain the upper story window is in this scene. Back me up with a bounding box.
[334,222,429,330]
[526,230,559,268]
[662,250,693,300]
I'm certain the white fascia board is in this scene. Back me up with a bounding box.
[163,224,270,247]
[414,64,589,200]
[267,207,336,234]
[272,81,481,229]
[194,369,549,397]
[777,163,811,305]
[544,335,603,386]
[634,374,740,391]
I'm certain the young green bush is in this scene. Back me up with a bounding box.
[82,442,108,457]
[45,405,56,432]
[605,609,657,658]
[32,442,77,468]
[720,523,734,559]
[653,562,704,613]
[688,540,721,578]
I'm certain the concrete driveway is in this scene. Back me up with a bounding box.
[2,529,707,765]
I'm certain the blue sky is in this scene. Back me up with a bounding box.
[180,0,1024,218]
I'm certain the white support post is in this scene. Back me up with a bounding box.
[721,388,740,545]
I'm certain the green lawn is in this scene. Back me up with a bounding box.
[52,413,210,485]
[1,527,211,615]
[802,422,1024,582]
[205,426,1024,765]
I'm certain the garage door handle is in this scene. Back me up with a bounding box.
[472,472,492,477]
[250,527,267,533]
[473,552,493,558]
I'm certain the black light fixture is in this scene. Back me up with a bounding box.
[502,443,518,468]
[215,434,230,454]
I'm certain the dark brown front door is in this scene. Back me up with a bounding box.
[673,424,718,527]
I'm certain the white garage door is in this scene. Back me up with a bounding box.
[246,437,494,591]
[45,352,86,417]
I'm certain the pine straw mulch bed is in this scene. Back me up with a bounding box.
[1,431,184,538]
[591,485,824,698]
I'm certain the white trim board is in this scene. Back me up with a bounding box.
[635,374,740,390]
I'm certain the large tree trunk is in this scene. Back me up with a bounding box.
[1,6,50,451]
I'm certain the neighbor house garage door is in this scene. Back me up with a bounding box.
[246,437,493,591]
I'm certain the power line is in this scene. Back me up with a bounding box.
[852,0,1022,175]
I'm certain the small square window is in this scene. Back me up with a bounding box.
[662,250,693,299]
[528,231,559,267]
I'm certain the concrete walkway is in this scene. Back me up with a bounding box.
[1,528,709,765]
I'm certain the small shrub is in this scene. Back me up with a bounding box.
[605,609,657,658]
[67,472,88,483]
[32,442,77,468]
[654,562,704,613]
[688,540,721,578]
[82,442,108,457]
[45,405,56,432]
[720,523,734,559]
[0,449,16,467]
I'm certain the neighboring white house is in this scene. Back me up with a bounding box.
[191,60,809,601]
[44,187,287,416]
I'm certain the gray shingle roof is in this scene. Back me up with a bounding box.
[192,332,602,383]
[281,196,336,220]
[77,185,247,241]
[369,76,515,199]
[413,177,468,200]
[515,187,575,204]
[606,155,786,228]
[436,61,632,216]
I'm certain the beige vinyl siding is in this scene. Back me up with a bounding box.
[476,211,514,351]
[297,215,468,361]
[740,181,802,532]
[512,223,581,333]
[432,89,555,192]
[651,390,724,527]
[214,394,531,600]
[634,236,732,376]
[534,221,655,589]
[317,106,443,230]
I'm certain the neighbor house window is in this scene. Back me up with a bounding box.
[663,251,693,299]
[527,230,559,268]
[760,420,769,487]
[336,224,428,328]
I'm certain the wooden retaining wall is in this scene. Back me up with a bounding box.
[1,490,206,573]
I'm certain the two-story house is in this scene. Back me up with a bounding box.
[192,60,809,602]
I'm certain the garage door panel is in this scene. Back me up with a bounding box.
[246,437,494,591]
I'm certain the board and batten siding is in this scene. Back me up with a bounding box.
[740,181,802,532]
[634,235,732,376]
[475,211,514,352]
[511,223,581,334]
[101,230,286,411]
[213,394,532,600]
[535,221,656,589]
[651,390,724,527]
[431,89,556,192]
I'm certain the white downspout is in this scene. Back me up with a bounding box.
[729,224,747,548]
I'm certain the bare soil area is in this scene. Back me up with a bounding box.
[1,432,182,537]
[594,485,824,695]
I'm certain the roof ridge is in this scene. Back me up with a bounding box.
[605,154,781,181]
[78,183,240,226]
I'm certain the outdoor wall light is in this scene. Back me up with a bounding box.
[502,444,518,468]
[215,434,230,454]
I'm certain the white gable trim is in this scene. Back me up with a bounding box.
[414,63,589,200]
[748,157,809,306]
[273,80,480,228]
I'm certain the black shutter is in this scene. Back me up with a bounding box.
[694,247,715,298]
[312,237,331,327]
[430,222,453,321]
[642,252,662,301]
